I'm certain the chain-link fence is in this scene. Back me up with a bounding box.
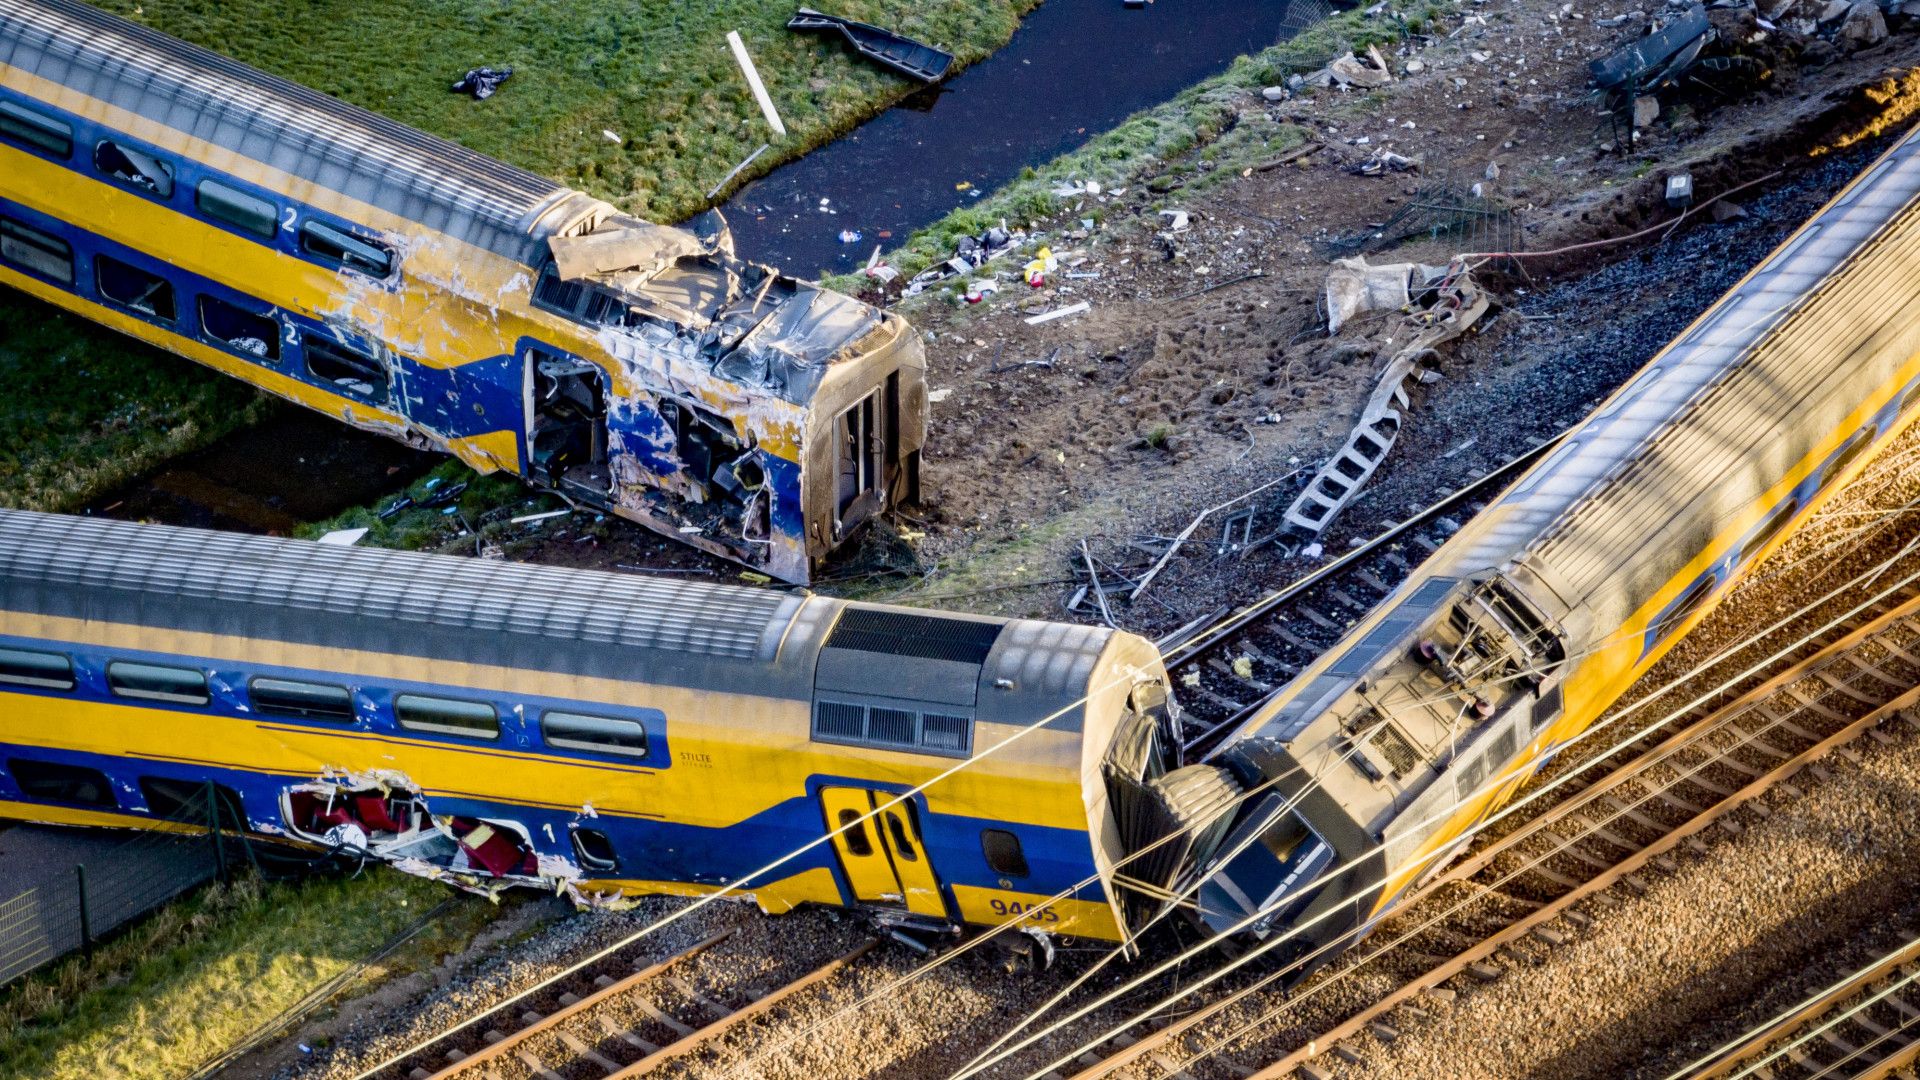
[0,784,251,986]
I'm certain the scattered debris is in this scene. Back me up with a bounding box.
[1589,4,1711,118]
[705,141,770,200]
[1160,209,1191,232]
[1284,260,1489,537]
[903,222,1024,296]
[727,30,788,137]
[450,66,512,100]
[991,346,1060,374]
[1025,300,1091,325]
[316,527,370,546]
[1024,245,1058,286]
[1327,48,1394,88]
[509,509,572,525]
[787,8,955,83]
[1353,148,1420,176]
[1666,171,1695,207]
[838,228,864,244]
[964,279,1000,303]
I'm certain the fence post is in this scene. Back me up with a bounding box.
[75,864,92,961]
[208,783,230,886]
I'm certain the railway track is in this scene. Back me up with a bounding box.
[1674,930,1920,1080]
[1052,588,1920,1080]
[1162,439,1557,753]
[358,929,874,1080]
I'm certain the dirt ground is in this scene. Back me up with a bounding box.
[498,0,1920,640]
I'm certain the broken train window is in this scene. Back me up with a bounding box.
[299,219,394,278]
[96,254,175,322]
[304,335,389,404]
[93,140,173,198]
[198,295,280,362]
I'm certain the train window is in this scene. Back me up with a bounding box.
[837,809,875,857]
[395,694,499,739]
[250,677,354,722]
[93,140,173,198]
[1739,502,1798,566]
[0,217,73,284]
[1655,576,1716,642]
[198,295,280,362]
[571,828,619,872]
[542,711,648,758]
[981,829,1030,878]
[0,646,75,690]
[96,254,176,322]
[1819,431,1874,489]
[0,100,72,157]
[299,220,393,278]
[107,661,209,705]
[305,337,388,403]
[885,812,920,862]
[139,776,245,827]
[196,180,276,239]
[8,759,114,807]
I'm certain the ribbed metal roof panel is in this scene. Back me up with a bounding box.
[0,0,568,263]
[0,510,802,663]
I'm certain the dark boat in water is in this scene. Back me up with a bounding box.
[788,8,956,83]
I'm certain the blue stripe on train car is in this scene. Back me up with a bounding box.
[0,192,528,446]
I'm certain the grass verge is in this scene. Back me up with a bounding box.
[0,869,500,1080]
[91,0,1040,223]
[0,299,267,512]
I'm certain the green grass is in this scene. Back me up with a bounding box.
[91,0,1040,223]
[0,299,267,512]
[827,6,1421,291]
[0,870,500,1080]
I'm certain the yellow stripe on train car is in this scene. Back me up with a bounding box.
[1,611,1091,831]
[1364,346,1920,915]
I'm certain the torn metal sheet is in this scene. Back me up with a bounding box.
[1283,260,1488,538]
[549,220,710,280]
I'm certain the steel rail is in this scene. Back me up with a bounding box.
[1239,671,1920,1079]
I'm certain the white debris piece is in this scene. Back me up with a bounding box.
[316,527,370,546]
[1025,301,1091,325]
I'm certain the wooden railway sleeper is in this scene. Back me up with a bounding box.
[606,938,878,1078]
[419,930,734,1080]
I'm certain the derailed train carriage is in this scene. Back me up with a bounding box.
[1146,121,1920,973]
[0,507,1182,950]
[0,0,924,584]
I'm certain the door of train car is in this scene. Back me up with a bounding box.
[819,787,948,919]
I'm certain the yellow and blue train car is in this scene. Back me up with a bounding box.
[0,508,1180,947]
[1171,121,1920,974]
[0,0,925,584]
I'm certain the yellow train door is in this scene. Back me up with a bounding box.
[819,787,948,919]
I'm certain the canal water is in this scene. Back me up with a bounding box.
[724,0,1300,277]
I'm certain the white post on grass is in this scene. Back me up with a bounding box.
[727,30,787,138]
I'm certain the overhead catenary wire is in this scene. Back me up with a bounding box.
[760,445,1920,1080]
[957,534,1920,1080]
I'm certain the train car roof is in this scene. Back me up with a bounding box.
[0,509,812,690]
[1,0,569,264]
